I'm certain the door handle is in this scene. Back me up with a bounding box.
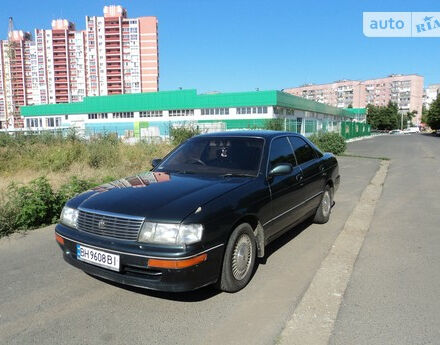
[296,174,303,182]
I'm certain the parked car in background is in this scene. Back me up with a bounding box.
[403,127,420,134]
[55,131,340,293]
[389,129,403,135]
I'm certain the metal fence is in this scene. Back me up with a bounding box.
[1,119,371,141]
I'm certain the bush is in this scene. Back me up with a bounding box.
[309,132,346,155]
[0,176,96,237]
[54,177,95,219]
[4,177,57,231]
[264,118,284,131]
[169,124,201,146]
[87,133,120,168]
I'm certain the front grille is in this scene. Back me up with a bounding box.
[77,209,144,241]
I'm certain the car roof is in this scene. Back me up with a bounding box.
[195,130,301,140]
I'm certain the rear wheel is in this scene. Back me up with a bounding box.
[217,223,256,292]
[313,185,333,224]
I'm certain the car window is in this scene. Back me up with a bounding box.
[157,137,264,176]
[268,137,297,170]
[288,137,317,165]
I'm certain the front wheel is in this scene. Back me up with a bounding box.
[217,223,257,292]
[313,185,333,224]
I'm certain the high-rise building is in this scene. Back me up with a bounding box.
[85,5,159,97]
[0,5,159,128]
[423,84,440,110]
[284,74,424,124]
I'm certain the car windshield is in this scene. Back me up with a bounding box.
[156,136,264,176]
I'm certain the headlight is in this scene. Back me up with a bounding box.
[138,222,203,245]
[60,206,79,229]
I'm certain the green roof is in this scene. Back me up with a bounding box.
[21,89,354,118]
[345,108,367,115]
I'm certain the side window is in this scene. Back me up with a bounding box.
[268,137,297,170]
[288,137,317,165]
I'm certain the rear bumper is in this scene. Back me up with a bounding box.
[55,225,224,292]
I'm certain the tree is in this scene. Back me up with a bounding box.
[427,96,440,130]
[421,105,429,125]
[366,102,399,130]
[404,110,417,128]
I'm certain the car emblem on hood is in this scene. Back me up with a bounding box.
[98,219,106,229]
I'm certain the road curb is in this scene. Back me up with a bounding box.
[276,160,390,345]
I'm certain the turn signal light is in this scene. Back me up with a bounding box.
[55,233,64,245]
[148,253,207,269]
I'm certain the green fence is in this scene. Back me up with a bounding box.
[340,121,371,139]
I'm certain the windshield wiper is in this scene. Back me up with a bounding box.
[222,173,255,178]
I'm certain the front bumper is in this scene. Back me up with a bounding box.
[55,224,224,292]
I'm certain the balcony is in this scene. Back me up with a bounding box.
[108,89,122,95]
[106,42,120,48]
[105,28,120,34]
[106,56,121,62]
[105,35,121,42]
[106,70,121,76]
[104,21,119,27]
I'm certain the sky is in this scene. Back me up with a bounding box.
[1,0,439,93]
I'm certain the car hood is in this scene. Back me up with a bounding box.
[73,171,250,221]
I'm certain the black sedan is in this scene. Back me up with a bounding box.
[55,131,339,292]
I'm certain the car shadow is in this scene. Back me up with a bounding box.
[87,217,315,301]
[259,217,314,265]
[89,274,221,302]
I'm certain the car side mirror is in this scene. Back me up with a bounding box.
[151,158,162,168]
[268,163,293,177]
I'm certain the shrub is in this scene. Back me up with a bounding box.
[54,177,95,220]
[309,132,346,155]
[264,118,285,131]
[169,124,201,146]
[5,177,57,231]
[0,176,97,237]
[87,133,120,168]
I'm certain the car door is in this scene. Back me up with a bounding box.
[288,136,326,213]
[265,137,307,239]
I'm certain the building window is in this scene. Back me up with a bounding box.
[46,117,62,127]
[236,106,267,115]
[88,113,108,120]
[113,112,134,119]
[169,109,194,117]
[26,118,42,128]
[200,107,230,115]
[140,110,163,117]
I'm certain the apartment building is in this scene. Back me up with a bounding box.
[0,5,158,128]
[284,74,424,124]
[85,5,158,97]
[424,84,440,109]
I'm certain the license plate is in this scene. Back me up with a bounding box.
[76,244,120,271]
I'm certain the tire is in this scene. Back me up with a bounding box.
[313,185,333,224]
[217,223,257,293]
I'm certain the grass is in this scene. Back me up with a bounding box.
[0,132,174,194]
[0,132,175,237]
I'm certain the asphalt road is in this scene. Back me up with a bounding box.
[0,153,380,345]
[330,134,440,345]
